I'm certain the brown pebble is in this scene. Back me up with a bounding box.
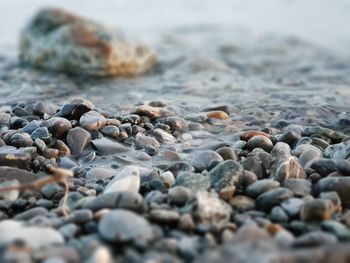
[219,186,236,201]
[240,130,270,141]
[206,111,230,119]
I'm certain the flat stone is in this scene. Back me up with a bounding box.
[256,187,294,212]
[66,127,91,155]
[103,166,140,194]
[0,220,64,249]
[91,137,129,155]
[245,179,280,198]
[83,191,145,212]
[85,167,117,182]
[135,133,160,149]
[292,231,337,247]
[20,8,156,76]
[148,209,180,224]
[98,209,153,242]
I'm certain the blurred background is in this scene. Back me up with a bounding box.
[0,0,350,56]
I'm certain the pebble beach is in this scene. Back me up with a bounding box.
[0,1,350,262]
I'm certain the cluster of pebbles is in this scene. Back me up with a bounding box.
[0,97,349,262]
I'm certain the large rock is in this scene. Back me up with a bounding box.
[19,8,157,76]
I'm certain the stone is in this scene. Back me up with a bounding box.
[103,166,140,194]
[14,207,48,221]
[66,127,91,155]
[193,191,232,225]
[91,137,129,155]
[68,209,93,224]
[164,117,189,131]
[246,135,273,152]
[269,206,289,223]
[216,147,237,161]
[282,179,311,197]
[310,158,337,177]
[208,160,243,191]
[135,133,160,149]
[297,145,323,167]
[321,220,350,241]
[315,177,350,207]
[80,111,106,131]
[292,231,337,247]
[133,105,173,120]
[20,8,157,76]
[0,166,38,183]
[153,128,176,144]
[60,98,94,120]
[175,172,210,192]
[100,125,120,139]
[256,187,294,212]
[302,126,346,143]
[160,171,175,187]
[229,195,256,211]
[149,209,180,224]
[98,209,153,242]
[44,117,72,138]
[168,186,192,206]
[191,150,224,172]
[83,191,145,212]
[245,179,280,198]
[324,139,350,160]
[337,159,350,176]
[33,101,57,117]
[0,180,19,201]
[85,167,117,182]
[0,220,64,249]
[270,142,306,182]
[240,130,270,141]
[300,199,334,222]
[280,198,304,217]
[278,130,301,146]
[8,133,33,148]
[31,127,51,143]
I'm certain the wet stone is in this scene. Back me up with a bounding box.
[324,139,350,160]
[270,142,306,182]
[278,130,301,146]
[100,125,120,139]
[208,160,243,191]
[216,147,237,161]
[256,187,294,212]
[269,206,289,223]
[282,179,311,197]
[83,191,145,213]
[0,180,19,201]
[246,135,274,152]
[149,209,180,224]
[315,177,350,208]
[135,133,160,149]
[245,179,280,198]
[60,99,94,120]
[80,111,106,131]
[321,220,350,241]
[0,149,31,169]
[98,209,154,242]
[103,166,140,194]
[336,159,350,175]
[91,137,129,155]
[310,158,337,177]
[240,130,270,141]
[8,132,33,148]
[168,162,194,177]
[300,199,334,222]
[66,127,91,155]
[31,127,51,143]
[191,150,224,172]
[85,167,117,182]
[292,231,337,247]
[168,186,192,206]
[302,126,346,143]
[280,198,304,217]
[229,195,256,211]
[44,117,72,138]
[14,207,48,221]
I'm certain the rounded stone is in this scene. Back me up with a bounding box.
[191,150,224,172]
[300,199,334,222]
[9,133,33,148]
[310,158,337,177]
[98,209,153,242]
[245,179,280,198]
[66,127,91,155]
[246,135,273,152]
[45,117,72,138]
[168,186,192,206]
[208,160,243,191]
[80,111,106,131]
[215,147,237,161]
[256,187,294,212]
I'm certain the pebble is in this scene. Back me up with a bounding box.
[91,137,129,155]
[8,132,33,148]
[31,127,51,143]
[300,199,334,222]
[269,206,289,223]
[66,127,91,155]
[270,142,306,182]
[44,117,72,138]
[246,135,273,152]
[208,160,243,191]
[80,111,106,131]
[336,159,350,176]
[59,223,79,239]
[164,116,189,131]
[98,209,154,242]
[292,231,337,247]
[282,179,311,197]
[280,198,304,217]
[100,125,120,139]
[193,191,232,225]
[245,179,280,198]
[191,150,224,172]
[229,195,256,211]
[310,158,337,177]
[315,177,350,207]
[149,209,180,224]
[160,171,175,187]
[135,133,160,149]
[302,126,346,143]
[255,187,294,212]
[85,167,117,182]
[321,220,350,241]
[162,150,181,161]
[298,146,323,167]
[14,207,48,221]
[324,139,350,161]
[83,191,145,212]
[175,172,210,192]
[60,99,94,120]
[103,166,140,194]
[240,130,270,141]
[0,220,64,249]
[168,186,192,206]
[153,128,176,144]
[0,180,19,201]
[68,209,93,224]
[216,147,237,160]
[278,130,301,146]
